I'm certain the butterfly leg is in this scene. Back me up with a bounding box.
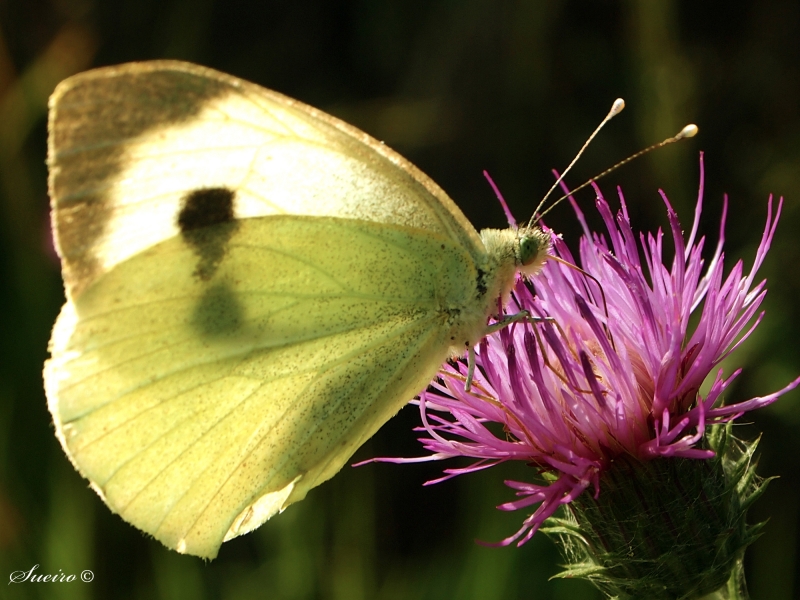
[464,311,553,391]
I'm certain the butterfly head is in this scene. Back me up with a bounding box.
[477,225,552,309]
[515,226,552,277]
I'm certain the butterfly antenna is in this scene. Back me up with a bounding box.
[527,98,626,229]
[535,123,698,222]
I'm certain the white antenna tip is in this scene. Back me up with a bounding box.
[677,124,698,139]
[610,98,625,116]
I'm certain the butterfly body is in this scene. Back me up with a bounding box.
[45,61,550,557]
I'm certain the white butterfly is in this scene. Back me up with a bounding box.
[45,60,550,558]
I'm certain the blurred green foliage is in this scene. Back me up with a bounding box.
[0,0,798,598]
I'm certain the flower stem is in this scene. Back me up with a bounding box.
[699,557,748,600]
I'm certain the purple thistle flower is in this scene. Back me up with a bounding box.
[387,157,800,549]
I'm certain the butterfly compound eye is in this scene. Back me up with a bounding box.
[518,230,549,267]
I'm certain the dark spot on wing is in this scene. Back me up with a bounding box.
[191,282,243,337]
[178,187,239,280]
[178,187,236,232]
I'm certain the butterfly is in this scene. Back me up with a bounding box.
[44,60,551,558]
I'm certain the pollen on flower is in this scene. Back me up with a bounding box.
[374,155,800,549]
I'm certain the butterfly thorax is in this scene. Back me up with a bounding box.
[444,226,551,358]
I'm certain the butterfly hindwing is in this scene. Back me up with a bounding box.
[46,215,477,557]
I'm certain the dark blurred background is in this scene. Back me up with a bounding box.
[1,1,799,598]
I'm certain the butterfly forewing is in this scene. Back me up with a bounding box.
[48,61,484,300]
